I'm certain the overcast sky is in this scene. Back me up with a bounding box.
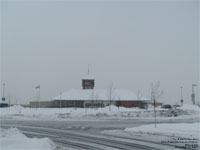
[1,0,199,105]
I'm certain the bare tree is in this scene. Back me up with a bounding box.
[94,93,99,110]
[107,83,116,111]
[150,81,164,102]
[117,95,121,110]
[90,91,99,109]
[90,91,95,108]
[137,89,143,100]
[6,93,12,106]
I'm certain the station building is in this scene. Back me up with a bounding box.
[30,76,151,108]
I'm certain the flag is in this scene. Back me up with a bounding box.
[35,85,40,89]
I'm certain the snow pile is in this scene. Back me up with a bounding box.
[0,105,198,120]
[0,128,56,150]
[125,123,200,138]
[0,105,141,119]
[179,104,200,111]
[178,104,200,118]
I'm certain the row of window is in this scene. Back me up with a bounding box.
[85,103,104,108]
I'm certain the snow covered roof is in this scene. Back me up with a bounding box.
[52,89,150,101]
[82,74,95,80]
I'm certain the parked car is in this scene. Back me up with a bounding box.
[161,104,172,109]
[173,105,180,109]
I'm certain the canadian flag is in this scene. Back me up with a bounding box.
[35,85,40,89]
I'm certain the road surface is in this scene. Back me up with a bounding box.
[1,118,198,150]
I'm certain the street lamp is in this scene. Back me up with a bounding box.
[60,92,62,108]
[191,84,198,105]
[2,83,6,103]
[180,86,184,106]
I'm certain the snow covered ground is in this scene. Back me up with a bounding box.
[102,123,200,150]
[0,128,56,150]
[0,104,199,121]
[125,123,200,138]
[1,104,199,150]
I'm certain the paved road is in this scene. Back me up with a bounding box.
[1,119,198,150]
[1,117,198,131]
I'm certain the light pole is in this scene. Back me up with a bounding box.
[191,84,197,105]
[60,92,62,108]
[180,86,184,106]
[35,85,40,108]
[2,83,6,103]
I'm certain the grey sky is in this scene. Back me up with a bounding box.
[1,0,199,105]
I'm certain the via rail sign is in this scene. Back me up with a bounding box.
[2,97,6,101]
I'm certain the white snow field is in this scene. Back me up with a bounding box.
[102,123,200,150]
[125,123,200,138]
[179,104,200,111]
[0,128,56,150]
[0,104,199,121]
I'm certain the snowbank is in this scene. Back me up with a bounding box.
[0,128,56,150]
[125,123,200,138]
[0,105,141,120]
[102,123,200,149]
[0,105,198,121]
[179,104,200,111]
